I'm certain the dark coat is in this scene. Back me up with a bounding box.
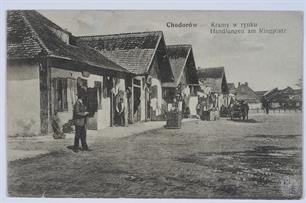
[73,100,88,127]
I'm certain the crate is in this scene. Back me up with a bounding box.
[165,111,182,129]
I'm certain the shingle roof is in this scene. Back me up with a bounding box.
[236,84,260,103]
[165,44,198,87]
[76,31,164,75]
[7,10,129,73]
[197,67,228,93]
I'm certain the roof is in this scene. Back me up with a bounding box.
[198,67,225,79]
[197,67,228,93]
[163,44,198,87]
[263,87,302,102]
[7,10,129,73]
[293,88,302,94]
[77,31,164,75]
[236,83,260,103]
[255,91,267,99]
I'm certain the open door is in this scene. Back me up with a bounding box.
[133,86,141,122]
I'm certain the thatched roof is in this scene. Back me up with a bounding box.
[236,83,260,103]
[197,67,228,93]
[163,44,198,87]
[77,31,174,82]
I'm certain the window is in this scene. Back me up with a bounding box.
[54,78,68,112]
[95,81,102,109]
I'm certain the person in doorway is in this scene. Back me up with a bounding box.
[73,95,90,153]
[116,98,125,126]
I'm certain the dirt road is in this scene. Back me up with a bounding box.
[8,113,303,199]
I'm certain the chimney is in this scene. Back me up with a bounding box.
[245,82,248,86]
[238,82,240,87]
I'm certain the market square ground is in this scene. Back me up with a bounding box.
[7,112,302,199]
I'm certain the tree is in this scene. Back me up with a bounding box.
[296,77,303,88]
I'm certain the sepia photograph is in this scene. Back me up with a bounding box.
[4,5,304,201]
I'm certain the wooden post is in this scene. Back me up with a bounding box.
[110,77,114,127]
[131,78,134,124]
[39,57,51,135]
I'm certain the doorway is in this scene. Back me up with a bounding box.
[133,86,141,122]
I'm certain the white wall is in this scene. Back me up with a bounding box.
[249,103,262,110]
[135,76,146,121]
[7,61,41,136]
[189,96,198,116]
[51,67,110,130]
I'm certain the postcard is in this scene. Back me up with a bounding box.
[5,8,304,200]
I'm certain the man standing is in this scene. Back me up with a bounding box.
[73,95,90,152]
[116,98,125,126]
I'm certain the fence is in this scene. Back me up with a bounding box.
[249,108,302,114]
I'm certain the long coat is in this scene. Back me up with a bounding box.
[73,100,87,127]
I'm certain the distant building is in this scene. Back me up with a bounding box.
[227,83,236,95]
[264,86,302,109]
[235,82,262,109]
[227,83,237,104]
[255,90,268,101]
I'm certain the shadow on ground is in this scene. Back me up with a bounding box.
[226,119,261,123]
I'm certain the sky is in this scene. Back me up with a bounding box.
[39,10,303,91]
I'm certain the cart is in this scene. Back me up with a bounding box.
[230,104,242,120]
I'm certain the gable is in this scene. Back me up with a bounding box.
[198,67,227,93]
[236,85,260,102]
[167,44,198,86]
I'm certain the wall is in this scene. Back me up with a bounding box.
[134,76,146,122]
[218,94,229,108]
[249,102,262,110]
[51,67,110,130]
[149,56,164,120]
[7,60,41,136]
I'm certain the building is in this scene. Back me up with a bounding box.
[227,82,237,104]
[7,10,133,136]
[77,31,174,122]
[162,44,199,116]
[197,67,229,110]
[255,90,267,101]
[264,87,302,109]
[235,82,262,109]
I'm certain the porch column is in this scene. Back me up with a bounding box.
[39,57,51,134]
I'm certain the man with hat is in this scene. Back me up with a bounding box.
[73,94,90,152]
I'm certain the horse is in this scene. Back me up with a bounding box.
[229,100,249,120]
[240,101,249,120]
